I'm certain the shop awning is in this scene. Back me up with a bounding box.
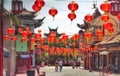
[100,51,109,55]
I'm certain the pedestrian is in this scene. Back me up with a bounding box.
[59,59,63,72]
[41,61,45,67]
[55,60,58,72]
[36,65,40,74]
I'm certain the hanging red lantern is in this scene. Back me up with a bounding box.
[35,0,45,8]
[21,37,26,42]
[84,14,92,22]
[25,27,30,32]
[100,2,111,12]
[7,27,14,35]
[101,15,109,22]
[68,12,76,21]
[96,29,103,35]
[12,36,17,41]
[32,4,41,12]
[68,1,79,12]
[21,31,28,37]
[38,29,41,33]
[37,44,41,48]
[40,38,44,43]
[4,35,9,40]
[30,37,35,43]
[108,27,114,33]
[117,13,120,20]
[18,28,23,33]
[35,33,41,39]
[84,32,92,38]
[103,22,113,29]
[49,7,58,17]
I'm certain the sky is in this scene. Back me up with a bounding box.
[4,0,105,37]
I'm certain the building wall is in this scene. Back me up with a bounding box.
[3,15,16,76]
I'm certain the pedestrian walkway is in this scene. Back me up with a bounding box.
[15,66,120,76]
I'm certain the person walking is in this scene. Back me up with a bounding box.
[55,60,58,72]
[59,59,63,72]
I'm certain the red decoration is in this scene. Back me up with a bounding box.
[4,35,9,40]
[35,0,45,8]
[18,28,23,33]
[32,4,41,12]
[38,29,41,33]
[49,7,58,17]
[101,15,109,22]
[25,27,30,31]
[68,1,79,12]
[84,32,92,38]
[68,12,76,21]
[12,36,17,41]
[84,14,92,22]
[22,31,28,37]
[104,22,113,29]
[117,13,120,20]
[100,2,111,12]
[21,37,26,42]
[40,38,44,43]
[35,33,41,39]
[7,28,14,35]
[96,29,103,35]
[108,27,114,33]
[30,37,35,43]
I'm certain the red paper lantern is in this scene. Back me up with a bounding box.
[12,36,17,41]
[101,15,109,22]
[40,38,44,43]
[30,37,35,43]
[7,28,14,35]
[104,22,113,29]
[68,1,79,12]
[32,4,41,12]
[38,29,41,33]
[18,28,23,33]
[96,29,103,35]
[35,33,41,39]
[84,14,92,22]
[22,31,28,37]
[25,27,30,31]
[108,27,114,33]
[68,12,76,21]
[4,35,9,40]
[21,37,26,42]
[49,7,58,17]
[100,2,111,12]
[84,32,92,38]
[117,13,120,20]
[35,0,45,8]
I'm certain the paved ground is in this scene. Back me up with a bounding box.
[15,66,120,76]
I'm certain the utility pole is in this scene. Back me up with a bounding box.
[0,0,4,76]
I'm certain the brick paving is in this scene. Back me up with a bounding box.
[15,66,120,76]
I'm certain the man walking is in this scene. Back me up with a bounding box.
[59,59,63,72]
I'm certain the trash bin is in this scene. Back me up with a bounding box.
[27,69,35,76]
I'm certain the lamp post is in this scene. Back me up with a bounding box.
[0,0,3,76]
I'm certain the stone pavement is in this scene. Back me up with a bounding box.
[15,66,120,76]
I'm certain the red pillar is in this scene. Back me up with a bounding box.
[0,0,4,76]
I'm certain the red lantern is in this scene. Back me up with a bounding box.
[49,7,58,17]
[100,2,111,12]
[68,12,76,21]
[117,13,120,20]
[7,28,14,35]
[21,37,26,42]
[22,31,28,37]
[84,14,92,22]
[12,36,17,41]
[32,4,41,12]
[18,28,23,33]
[104,22,113,29]
[25,27,30,31]
[40,38,44,43]
[108,27,114,33]
[30,37,35,43]
[101,15,109,22]
[35,0,45,8]
[84,32,92,38]
[35,33,41,39]
[96,29,103,35]
[4,35,9,40]
[38,29,41,33]
[68,1,79,12]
